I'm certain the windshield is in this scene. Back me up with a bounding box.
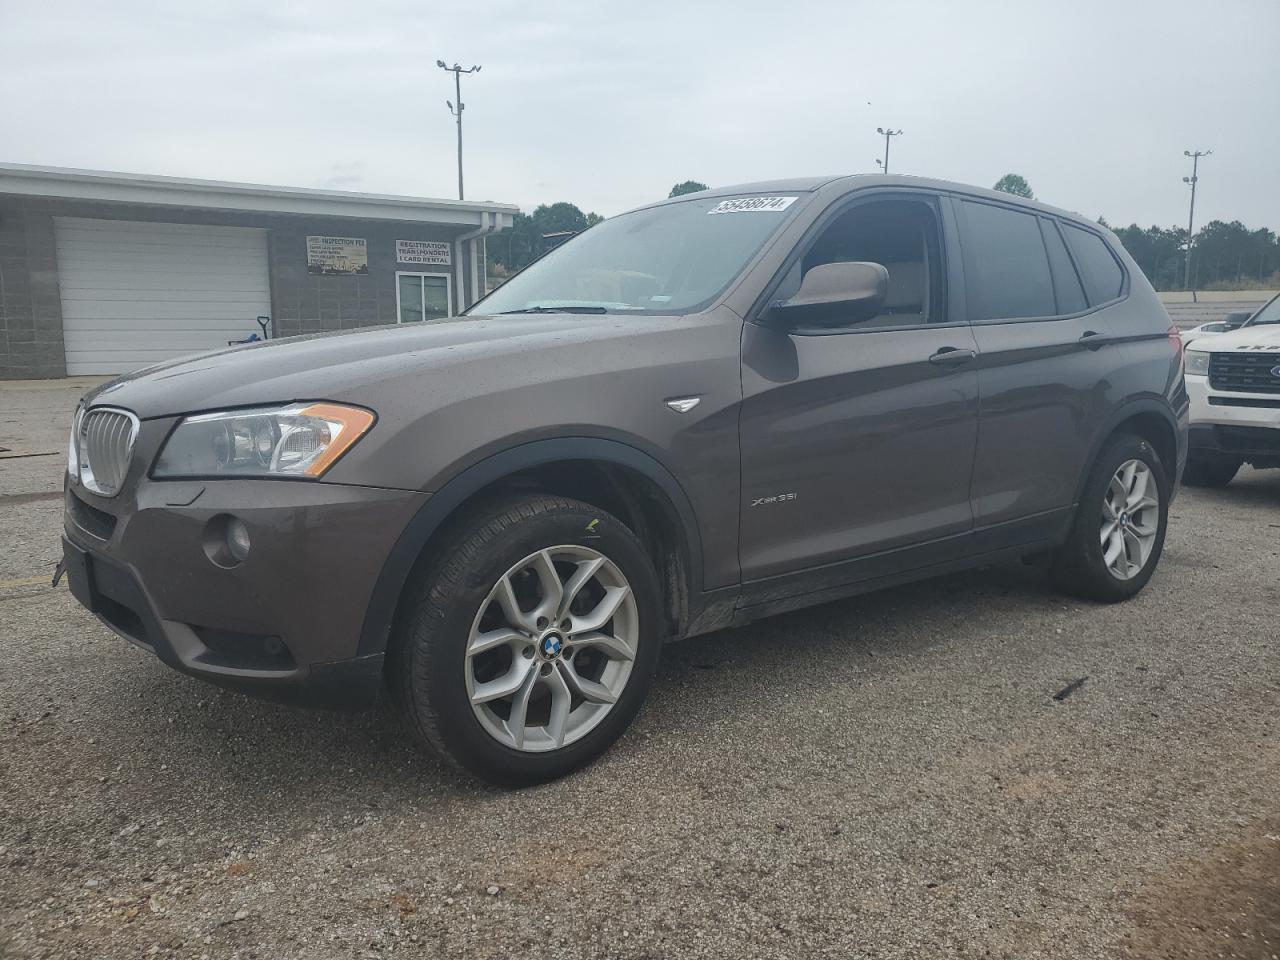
[472,194,803,316]
[1244,293,1280,326]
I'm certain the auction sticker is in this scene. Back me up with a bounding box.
[708,196,798,214]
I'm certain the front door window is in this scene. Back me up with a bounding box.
[397,273,451,323]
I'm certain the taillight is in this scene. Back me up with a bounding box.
[1167,325,1184,357]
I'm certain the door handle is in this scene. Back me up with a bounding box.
[928,347,977,366]
[1079,330,1108,350]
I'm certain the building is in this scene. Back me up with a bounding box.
[0,163,517,379]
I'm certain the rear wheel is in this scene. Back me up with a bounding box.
[1182,459,1240,488]
[1051,434,1169,602]
[390,495,662,786]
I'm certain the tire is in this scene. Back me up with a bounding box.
[390,494,663,787]
[1182,459,1240,488]
[1051,433,1170,603]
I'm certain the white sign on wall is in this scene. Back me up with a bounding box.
[397,240,452,265]
[306,236,368,274]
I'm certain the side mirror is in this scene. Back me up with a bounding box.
[1223,311,1251,329]
[767,262,889,329]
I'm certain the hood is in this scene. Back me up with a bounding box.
[1190,324,1280,353]
[83,313,672,419]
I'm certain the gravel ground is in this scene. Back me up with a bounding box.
[1,382,1278,960]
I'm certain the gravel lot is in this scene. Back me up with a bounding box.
[2,380,1278,960]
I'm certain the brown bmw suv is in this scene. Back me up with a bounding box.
[61,175,1188,785]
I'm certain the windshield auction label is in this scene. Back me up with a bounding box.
[707,196,798,214]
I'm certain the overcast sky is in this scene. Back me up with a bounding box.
[3,0,1278,229]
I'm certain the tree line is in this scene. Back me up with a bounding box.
[487,201,604,278]
[487,182,707,277]
[992,173,1278,291]
[489,174,1279,292]
[1107,220,1279,291]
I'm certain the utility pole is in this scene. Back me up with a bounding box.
[875,127,902,174]
[1182,149,1211,295]
[437,60,481,200]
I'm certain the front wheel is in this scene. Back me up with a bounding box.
[1051,434,1169,602]
[390,495,662,786]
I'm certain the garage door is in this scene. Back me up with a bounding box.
[55,217,272,375]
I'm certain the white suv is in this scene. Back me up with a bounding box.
[1184,292,1280,486]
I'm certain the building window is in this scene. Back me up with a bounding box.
[396,273,452,323]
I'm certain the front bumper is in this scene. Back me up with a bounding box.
[1187,423,1280,467]
[62,475,428,709]
[1186,373,1280,466]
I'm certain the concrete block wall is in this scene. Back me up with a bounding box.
[0,193,480,379]
[267,219,468,338]
[0,198,67,379]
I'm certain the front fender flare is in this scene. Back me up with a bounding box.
[357,437,704,657]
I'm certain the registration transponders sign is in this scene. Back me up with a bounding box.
[396,240,452,265]
[707,196,798,215]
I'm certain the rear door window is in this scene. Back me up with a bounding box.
[957,200,1056,321]
[1040,219,1087,314]
[1062,224,1125,305]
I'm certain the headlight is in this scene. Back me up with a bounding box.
[67,405,83,482]
[153,403,375,479]
[1185,350,1210,376]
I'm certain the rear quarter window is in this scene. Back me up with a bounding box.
[1040,219,1087,314]
[1062,224,1125,305]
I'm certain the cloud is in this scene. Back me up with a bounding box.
[2,0,1278,227]
[322,161,366,189]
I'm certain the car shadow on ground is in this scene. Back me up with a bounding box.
[87,557,1065,811]
[1179,465,1280,508]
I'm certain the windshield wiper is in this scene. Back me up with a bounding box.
[498,305,609,315]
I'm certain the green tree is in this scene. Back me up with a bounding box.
[992,174,1034,199]
[531,202,590,236]
[489,202,605,272]
[1191,220,1280,288]
[1111,224,1189,290]
[668,180,709,198]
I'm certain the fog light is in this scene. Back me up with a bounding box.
[227,519,251,562]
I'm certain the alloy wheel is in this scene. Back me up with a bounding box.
[1100,458,1160,580]
[464,545,638,752]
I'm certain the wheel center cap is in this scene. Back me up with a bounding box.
[1119,512,1129,526]
[539,632,564,659]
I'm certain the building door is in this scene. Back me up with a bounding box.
[54,217,271,375]
[396,272,452,323]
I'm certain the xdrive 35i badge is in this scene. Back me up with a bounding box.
[750,492,798,507]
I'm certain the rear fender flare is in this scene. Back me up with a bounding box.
[1072,397,1182,505]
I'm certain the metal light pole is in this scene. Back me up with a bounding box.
[875,127,902,174]
[1182,149,1211,294]
[437,60,481,200]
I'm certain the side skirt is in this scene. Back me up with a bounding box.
[680,506,1074,636]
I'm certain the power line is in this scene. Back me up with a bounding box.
[437,60,481,200]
